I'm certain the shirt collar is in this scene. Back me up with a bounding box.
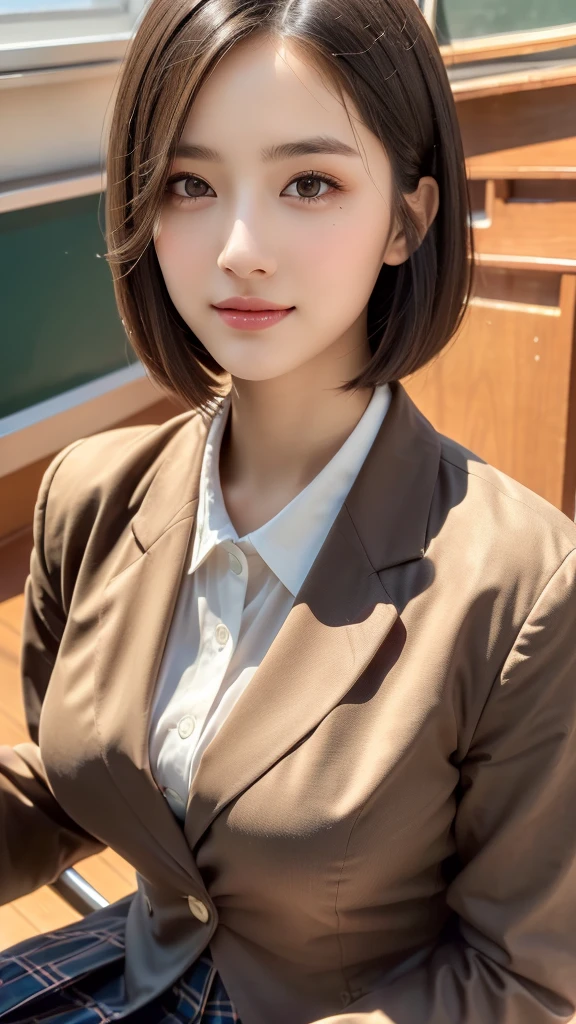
[189,383,392,597]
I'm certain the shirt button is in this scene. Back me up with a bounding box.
[215,623,229,646]
[187,896,210,923]
[228,552,243,575]
[164,787,184,805]
[177,715,196,739]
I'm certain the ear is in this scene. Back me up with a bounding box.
[382,176,440,266]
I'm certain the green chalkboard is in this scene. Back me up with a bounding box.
[436,0,576,43]
[0,193,137,421]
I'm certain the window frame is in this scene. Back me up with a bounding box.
[0,0,148,73]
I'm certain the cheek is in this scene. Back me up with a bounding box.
[295,212,388,303]
[154,217,208,295]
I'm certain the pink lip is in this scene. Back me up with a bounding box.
[214,307,295,331]
[213,296,292,311]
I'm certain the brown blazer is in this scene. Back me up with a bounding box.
[2,381,576,1024]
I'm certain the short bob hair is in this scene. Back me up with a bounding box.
[104,0,474,412]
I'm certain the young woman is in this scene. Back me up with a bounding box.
[1,0,576,1021]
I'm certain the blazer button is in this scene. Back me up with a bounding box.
[187,896,210,923]
[144,896,153,916]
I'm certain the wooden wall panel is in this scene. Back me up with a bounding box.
[402,270,576,514]
[459,82,576,179]
[473,179,576,262]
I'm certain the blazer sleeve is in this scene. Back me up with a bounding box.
[0,440,106,907]
[311,547,576,1024]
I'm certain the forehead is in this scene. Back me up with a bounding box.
[179,34,360,148]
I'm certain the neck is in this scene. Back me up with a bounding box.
[219,333,374,497]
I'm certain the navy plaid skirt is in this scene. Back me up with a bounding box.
[0,894,241,1023]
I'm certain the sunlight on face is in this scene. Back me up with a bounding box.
[154,33,400,384]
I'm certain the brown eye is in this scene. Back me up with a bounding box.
[184,177,211,198]
[296,176,322,198]
[281,172,342,203]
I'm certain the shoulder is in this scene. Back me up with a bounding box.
[45,411,199,490]
[397,385,576,562]
[432,429,576,599]
[35,410,206,572]
[439,431,576,540]
[42,409,207,499]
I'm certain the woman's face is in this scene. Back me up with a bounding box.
[154,33,437,384]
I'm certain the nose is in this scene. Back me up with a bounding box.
[217,217,277,278]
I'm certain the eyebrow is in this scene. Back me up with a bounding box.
[174,135,360,162]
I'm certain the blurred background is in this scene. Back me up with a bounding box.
[1,0,575,947]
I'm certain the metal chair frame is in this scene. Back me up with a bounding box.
[50,867,110,917]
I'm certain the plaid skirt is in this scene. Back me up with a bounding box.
[0,893,241,1023]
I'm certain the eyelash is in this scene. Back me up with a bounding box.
[164,170,345,207]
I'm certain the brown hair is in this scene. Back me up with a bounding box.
[104,0,474,412]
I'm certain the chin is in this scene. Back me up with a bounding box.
[219,365,296,383]
[205,344,305,383]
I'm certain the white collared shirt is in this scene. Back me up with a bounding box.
[148,383,392,819]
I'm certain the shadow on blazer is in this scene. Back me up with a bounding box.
[2,380,576,1024]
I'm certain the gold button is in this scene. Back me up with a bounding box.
[187,895,210,923]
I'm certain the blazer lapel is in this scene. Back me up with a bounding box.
[183,382,441,852]
[93,408,214,878]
